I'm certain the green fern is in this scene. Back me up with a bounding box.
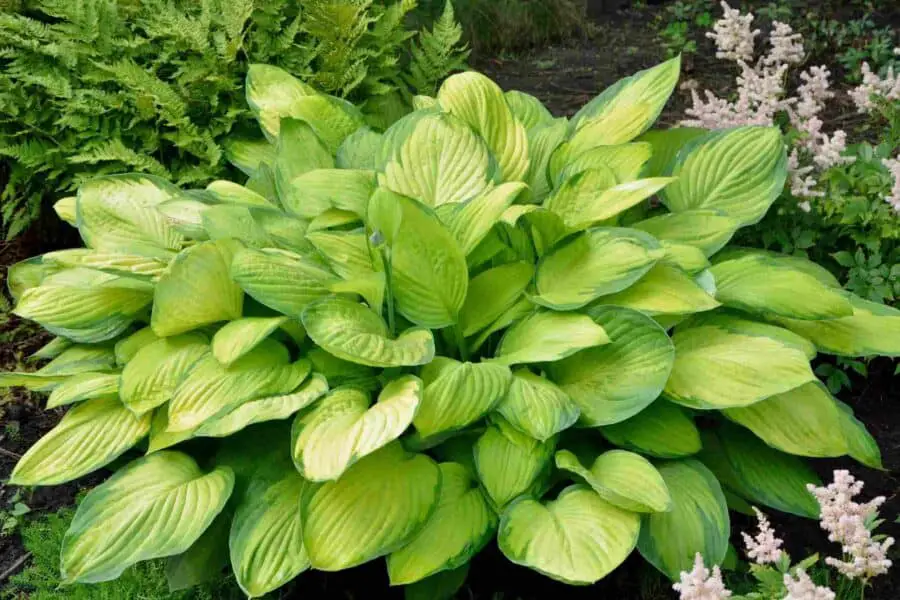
[406,0,470,96]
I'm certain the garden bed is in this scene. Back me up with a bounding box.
[1,3,899,599]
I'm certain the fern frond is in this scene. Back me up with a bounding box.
[67,138,170,177]
[405,0,469,96]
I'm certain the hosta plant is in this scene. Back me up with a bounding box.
[3,59,899,598]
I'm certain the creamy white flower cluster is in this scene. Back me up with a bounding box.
[783,569,836,600]
[742,507,784,564]
[883,156,900,212]
[673,553,732,600]
[682,2,851,201]
[807,470,895,581]
[849,55,900,114]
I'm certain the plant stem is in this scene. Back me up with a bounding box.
[381,248,396,336]
[454,323,469,361]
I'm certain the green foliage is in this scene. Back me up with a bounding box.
[3,506,244,599]
[1,58,895,596]
[0,0,468,240]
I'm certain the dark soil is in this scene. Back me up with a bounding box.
[1,3,899,599]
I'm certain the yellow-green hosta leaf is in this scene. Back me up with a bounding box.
[555,449,671,513]
[474,416,555,510]
[306,230,379,279]
[661,127,788,226]
[302,297,434,367]
[636,127,707,177]
[552,143,653,187]
[245,64,317,140]
[600,400,701,458]
[459,262,533,336]
[369,190,468,328]
[665,325,815,409]
[308,348,378,391]
[151,240,244,337]
[498,484,641,585]
[10,396,151,486]
[197,373,329,438]
[387,462,497,585]
[292,377,421,481]
[253,211,313,254]
[223,135,276,176]
[505,90,553,130]
[283,95,365,154]
[301,442,440,571]
[38,344,117,376]
[166,340,310,432]
[147,406,195,453]
[547,307,674,426]
[14,270,153,343]
[601,263,720,316]
[282,169,375,219]
[496,370,580,442]
[165,511,230,592]
[46,372,119,408]
[567,56,681,149]
[201,205,274,248]
[30,337,73,361]
[41,249,169,279]
[468,296,535,355]
[441,182,529,255]
[54,196,77,226]
[380,113,492,207]
[438,71,529,181]
[120,333,208,416]
[336,126,383,170]
[710,253,852,320]
[771,295,900,357]
[493,310,610,365]
[683,312,816,359]
[61,451,234,583]
[835,401,882,470]
[633,210,738,257]
[274,119,334,199]
[157,197,209,241]
[76,174,184,259]
[637,460,729,580]
[698,426,820,518]
[660,242,712,273]
[231,247,336,318]
[212,317,288,366]
[526,119,568,202]
[533,227,664,310]
[206,180,275,209]
[414,360,512,439]
[230,470,311,598]
[7,255,63,301]
[723,382,847,457]
[308,208,360,232]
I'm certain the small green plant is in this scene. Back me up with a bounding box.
[0,57,896,598]
[655,0,715,57]
[0,489,30,537]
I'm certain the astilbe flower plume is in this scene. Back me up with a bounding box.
[741,507,784,564]
[673,553,732,600]
[807,470,895,581]
[783,569,836,600]
[883,156,900,212]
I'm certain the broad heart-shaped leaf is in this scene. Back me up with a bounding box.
[665,324,816,409]
[302,297,435,367]
[206,180,275,208]
[54,195,77,226]
[223,135,276,177]
[835,401,882,470]
[600,400,701,458]
[292,377,421,481]
[41,248,169,279]
[723,382,848,458]
[637,460,730,581]
[76,174,184,259]
[301,442,440,571]
[198,373,329,438]
[526,119,569,202]
[38,344,117,376]
[165,511,230,592]
[496,370,580,442]
[14,269,153,344]
[414,360,512,438]
[493,310,610,365]
[120,333,208,416]
[337,126,383,170]
[212,317,288,366]
[459,261,533,336]
[601,263,720,316]
[498,484,641,585]
[683,312,816,360]
[61,451,233,583]
[533,227,665,310]
[555,450,672,513]
[505,90,554,130]
[661,127,788,226]
[438,71,529,181]
[200,205,274,248]
[9,397,150,486]
[231,247,336,318]
[245,64,317,140]
[633,209,738,257]
[283,168,375,219]
[710,253,853,320]
[151,240,244,337]
[698,426,820,518]
[551,142,653,187]
[230,469,311,598]
[379,112,493,208]
[46,372,119,408]
[566,56,681,152]
[387,462,497,585]
[166,340,310,432]
[404,564,470,600]
[771,295,900,357]
[369,190,468,328]
[474,416,555,510]
[306,230,379,279]
[636,127,707,178]
[274,118,334,198]
[547,306,674,426]
[441,182,529,256]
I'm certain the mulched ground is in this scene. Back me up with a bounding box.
[0,4,898,598]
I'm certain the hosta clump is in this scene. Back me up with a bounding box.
[4,59,899,597]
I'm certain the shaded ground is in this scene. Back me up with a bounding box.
[1,3,898,598]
